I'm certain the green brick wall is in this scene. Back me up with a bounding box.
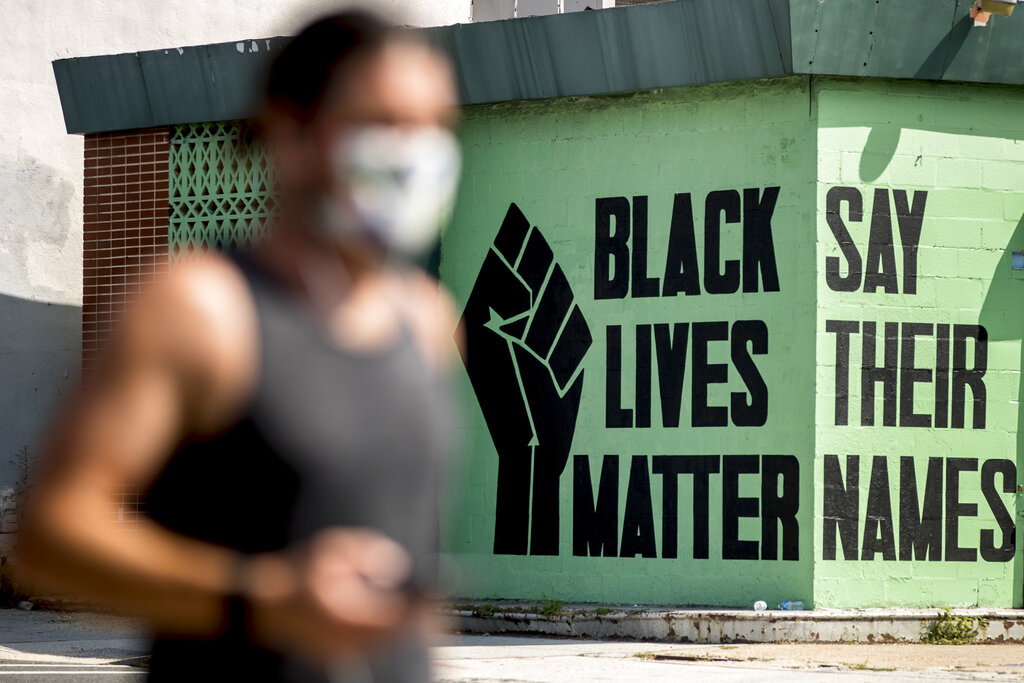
[443,77,818,607]
[813,79,1024,608]
[441,75,1024,608]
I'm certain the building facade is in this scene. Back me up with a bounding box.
[52,0,1024,608]
[0,0,471,498]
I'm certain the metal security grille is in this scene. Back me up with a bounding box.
[168,121,275,258]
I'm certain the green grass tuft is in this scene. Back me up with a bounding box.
[921,608,988,645]
[474,602,501,616]
[532,594,564,617]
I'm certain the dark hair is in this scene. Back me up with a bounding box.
[264,10,395,120]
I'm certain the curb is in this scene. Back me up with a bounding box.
[24,596,108,612]
[443,602,1024,644]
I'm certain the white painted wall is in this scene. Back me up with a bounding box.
[0,0,471,489]
[471,0,616,20]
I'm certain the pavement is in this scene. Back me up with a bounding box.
[2,606,1024,681]
[0,609,148,665]
[444,601,1024,644]
[434,635,1024,681]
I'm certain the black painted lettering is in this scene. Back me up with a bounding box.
[605,325,633,428]
[652,455,720,560]
[899,322,933,428]
[595,197,630,300]
[742,187,781,293]
[635,325,652,428]
[893,190,927,295]
[861,456,896,561]
[722,455,759,560]
[692,322,729,427]
[662,193,701,297]
[861,321,899,426]
[944,458,978,562]
[934,324,950,429]
[951,325,987,430]
[652,456,682,559]
[620,455,657,558]
[682,455,720,559]
[864,189,899,294]
[761,455,800,561]
[573,455,619,557]
[898,457,942,561]
[631,196,660,298]
[825,320,857,426]
[823,454,859,561]
[654,323,689,428]
[980,459,1015,562]
[730,320,769,427]
[704,190,741,295]
[825,186,863,292]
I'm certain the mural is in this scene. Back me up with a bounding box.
[818,186,1012,566]
[442,76,1024,608]
[812,79,1024,608]
[459,203,592,556]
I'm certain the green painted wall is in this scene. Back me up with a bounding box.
[813,79,1024,607]
[441,74,1024,608]
[443,77,818,607]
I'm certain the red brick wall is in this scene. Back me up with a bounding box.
[82,129,170,375]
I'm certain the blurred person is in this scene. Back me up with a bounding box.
[18,11,461,682]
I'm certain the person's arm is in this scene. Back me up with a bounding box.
[18,255,414,659]
[399,268,461,372]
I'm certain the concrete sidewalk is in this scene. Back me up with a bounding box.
[1,607,1022,681]
[444,601,1024,644]
[3,602,1023,664]
[435,635,1024,681]
[0,608,149,664]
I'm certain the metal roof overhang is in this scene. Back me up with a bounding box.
[52,0,1022,135]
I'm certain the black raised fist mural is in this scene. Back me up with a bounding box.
[458,203,592,555]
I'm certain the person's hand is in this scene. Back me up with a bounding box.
[458,203,592,555]
[246,528,417,662]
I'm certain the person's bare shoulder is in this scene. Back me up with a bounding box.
[117,252,259,434]
[397,269,459,373]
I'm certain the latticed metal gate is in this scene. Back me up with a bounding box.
[168,121,275,258]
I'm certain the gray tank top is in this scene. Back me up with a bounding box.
[144,253,453,682]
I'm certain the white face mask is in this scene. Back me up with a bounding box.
[317,125,461,257]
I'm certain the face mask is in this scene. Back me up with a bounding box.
[316,125,461,257]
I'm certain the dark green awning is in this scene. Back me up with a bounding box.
[53,0,1022,135]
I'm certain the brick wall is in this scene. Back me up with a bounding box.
[443,77,819,606]
[443,75,1024,608]
[82,128,170,523]
[812,78,1024,608]
[82,129,170,375]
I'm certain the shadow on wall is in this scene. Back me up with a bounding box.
[0,293,80,488]
[979,212,1024,605]
[857,15,1019,182]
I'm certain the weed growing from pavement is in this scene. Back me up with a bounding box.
[533,595,564,617]
[592,607,611,616]
[449,602,503,616]
[921,608,988,645]
[847,662,896,672]
[473,602,501,616]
